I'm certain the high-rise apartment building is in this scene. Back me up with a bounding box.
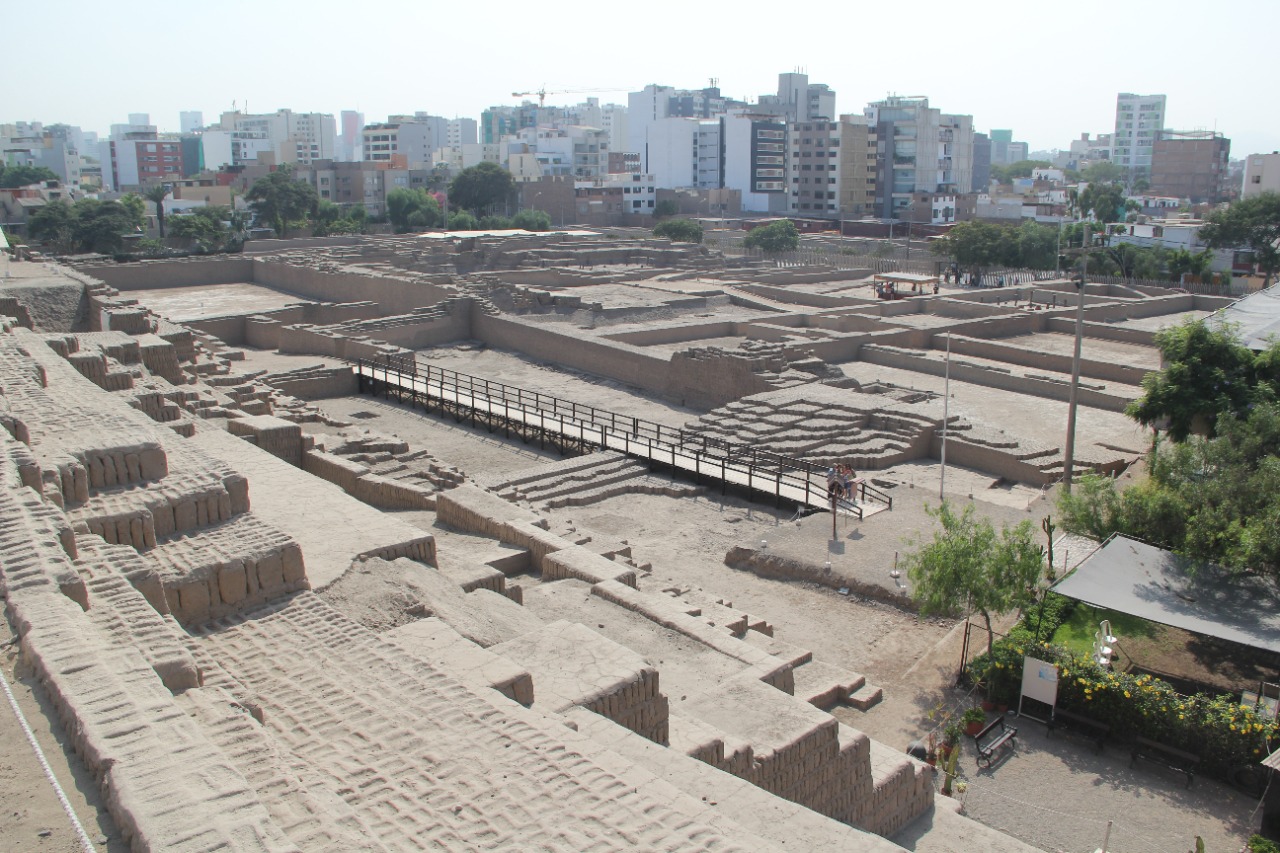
[216,109,337,165]
[787,115,876,218]
[97,119,183,190]
[447,118,477,147]
[864,96,973,218]
[180,111,204,134]
[721,112,788,213]
[1149,130,1231,203]
[340,110,364,161]
[763,73,835,122]
[1113,93,1166,177]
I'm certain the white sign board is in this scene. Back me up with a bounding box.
[1018,656,1059,721]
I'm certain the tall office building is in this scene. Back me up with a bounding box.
[1113,93,1166,177]
[180,111,204,134]
[340,110,364,161]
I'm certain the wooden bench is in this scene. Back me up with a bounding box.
[973,715,1018,768]
[1130,735,1200,788]
[1047,707,1111,753]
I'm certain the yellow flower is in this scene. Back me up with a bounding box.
[1230,724,1237,731]
[1124,690,1131,699]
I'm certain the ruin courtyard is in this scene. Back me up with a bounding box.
[0,231,1259,852]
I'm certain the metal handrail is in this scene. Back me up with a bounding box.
[355,356,894,513]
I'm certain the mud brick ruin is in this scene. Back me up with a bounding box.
[0,230,1227,851]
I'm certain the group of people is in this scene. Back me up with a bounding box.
[826,463,863,504]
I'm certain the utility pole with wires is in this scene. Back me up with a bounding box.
[1062,225,1090,492]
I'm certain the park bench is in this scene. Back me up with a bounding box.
[1047,707,1111,753]
[1130,735,1200,787]
[973,715,1018,768]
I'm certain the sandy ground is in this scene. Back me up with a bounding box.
[118,283,307,322]
[296,354,1262,853]
[415,344,703,427]
[1,642,127,853]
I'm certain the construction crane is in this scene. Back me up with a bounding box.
[510,87,627,107]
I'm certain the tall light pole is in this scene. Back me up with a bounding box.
[1062,225,1088,493]
[940,332,951,499]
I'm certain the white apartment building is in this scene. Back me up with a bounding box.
[578,172,656,215]
[447,118,478,147]
[216,109,336,165]
[1243,153,1280,198]
[434,144,503,172]
[515,126,608,179]
[1113,93,1165,175]
[722,111,789,213]
[362,121,438,167]
[1,124,82,186]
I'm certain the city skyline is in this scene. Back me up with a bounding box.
[10,0,1280,158]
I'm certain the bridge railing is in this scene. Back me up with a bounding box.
[356,356,893,515]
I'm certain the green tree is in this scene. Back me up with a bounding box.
[1200,192,1280,286]
[119,193,146,229]
[1126,319,1267,440]
[448,162,515,217]
[245,166,319,237]
[653,199,679,218]
[511,208,552,231]
[990,160,1052,184]
[478,214,512,230]
[930,219,1006,275]
[386,188,440,233]
[26,200,77,251]
[143,184,169,238]
[1080,160,1125,184]
[1012,221,1059,269]
[743,219,799,253]
[1166,248,1214,283]
[1079,181,1127,224]
[904,502,1045,654]
[0,164,59,188]
[1059,404,1280,578]
[653,218,704,243]
[448,211,479,230]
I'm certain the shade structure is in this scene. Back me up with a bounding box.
[1050,535,1280,656]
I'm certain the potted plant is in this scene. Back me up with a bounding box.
[943,722,962,756]
[925,733,938,768]
[953,780,968,810]
[962,707,986,736]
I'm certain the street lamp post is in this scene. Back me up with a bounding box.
[1063,225,1089,493]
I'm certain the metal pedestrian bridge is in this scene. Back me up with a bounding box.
[354,356,892,520]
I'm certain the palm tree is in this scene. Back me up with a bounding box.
[143,184,169,238]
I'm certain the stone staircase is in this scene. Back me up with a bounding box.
[481,450,704,511]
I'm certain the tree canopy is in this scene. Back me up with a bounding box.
[653,218,704,244]
[1079,181,1127,224]
[904,502,1045,654]
[930,220,1060,273]
[1059,403,1280,579]
[168,205,246,252]
[448,162,515,217]
[511,208,553,231]
[653,199,679,218]
[990,160,1052,185]
[27,198,139,254]
[743,219,799,253]
[245,166,318,237]
[1126,319,1280,440]
[0,164,59,188]
[1079,160,1125,184]
[386,188,441,233]
[1200,192,1280,286]
[312,201,366,237]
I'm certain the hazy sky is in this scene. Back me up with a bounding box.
[11,0,1278,157]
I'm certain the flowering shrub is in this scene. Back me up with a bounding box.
[967,592,1277,783]
[974,639,1278,780]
